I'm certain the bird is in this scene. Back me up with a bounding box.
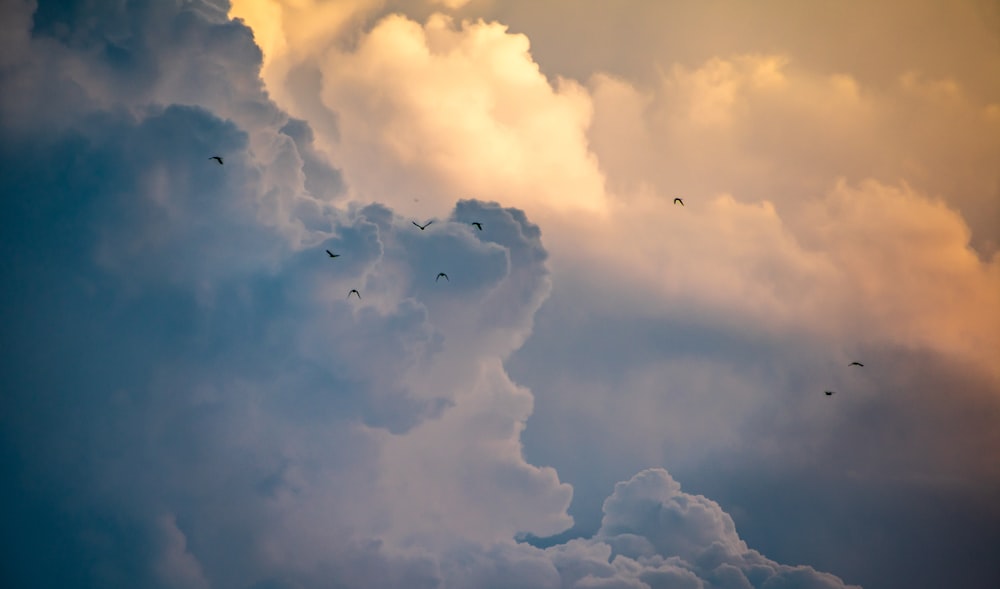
[471,222,483,230]
[673,197,684,206]
[209,156,224,165]
[412,220,433,230]
[849,362,864,367]
[325,250,340,258]
[824,390,835,396]
[347,289,361,299]
[436,273,449,282]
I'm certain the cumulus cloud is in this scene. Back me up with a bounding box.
[589,469,860,589]
[227,5,999,586]
[428,468,861,589]
[0,1,576,586]
[5,0,999,587]
[234,5,609,217]
[584,54,1000,253]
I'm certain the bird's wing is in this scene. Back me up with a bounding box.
[425,220,433,227]
[412,221,420,228]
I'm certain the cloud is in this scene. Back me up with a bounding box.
[584,53,1000,251]
[588,469,860,589]
[4,0,999,587]
[232,5,998,587]
[3,7,584,579]
[153,514,212,589]
[0,2,575,586]
[229,7,998,586]
[290,10,608,216]
[471,1,1000,112]
[415,468,860,589]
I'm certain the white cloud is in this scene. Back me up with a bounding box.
[312,12,608,216]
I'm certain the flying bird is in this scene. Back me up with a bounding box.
[824,390,835,396]
[325,250,340,258]
[673,197,684,206]
[471,222,483,230]
[436,273,449,282]
[412,220,433,230]
[849,362,864,367]
[347,289,361,299]
[209,156,224,165]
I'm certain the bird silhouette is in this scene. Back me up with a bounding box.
[824,390,835,396]
[471,222,483,230]
[347,289,361,299]
[673,197,684,206]
[209,156,224,165]
[325,250,340,258]
[849,362,864,367]
[436,273,449,282]
[412,220,433,230]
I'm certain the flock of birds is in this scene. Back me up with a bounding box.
[211,155,862,397]
[325,217,470,300]
[324,216,472,300]
[212,154,473,301]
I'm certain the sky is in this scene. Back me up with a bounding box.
[1,1,998,588]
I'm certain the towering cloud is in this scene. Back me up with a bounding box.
[3,1,998,588]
